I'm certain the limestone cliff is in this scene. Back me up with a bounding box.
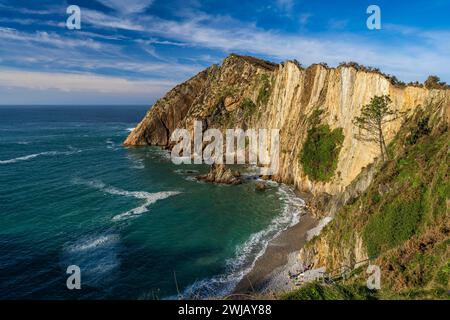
[125,54,450,197]
[126,54,450,296]
[297,100,449,295]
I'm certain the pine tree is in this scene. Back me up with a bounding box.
[353,95,400,161]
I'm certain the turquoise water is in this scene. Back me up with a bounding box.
[0,106,303,299]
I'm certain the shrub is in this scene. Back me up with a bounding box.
[300,123,344,182]
[256,74,272,107]
[363,192,425,258]
[435,261,450,287]
[281,282,377,300]
[424,75,449,90]
[406,116,431,145]
[240,98,257,119]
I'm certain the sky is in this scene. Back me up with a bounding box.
[0,0,449,105]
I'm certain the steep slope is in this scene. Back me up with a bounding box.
[125,54,450,198]
[125,54,450,298]
[294,101,449,298]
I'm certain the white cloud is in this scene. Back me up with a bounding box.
[0,69,175,94]
[83,9,145,30]
[102,13,447,82]
[1,5,449,105]
[276,0,294,13]
[80,10,450,82]
[0,27,104,50]
[299,13,312,26]
[328,18,348,30]
[96,0,154,14]
[0,27,204,84]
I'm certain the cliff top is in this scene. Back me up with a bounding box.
[223,54,449,90]
[225,54,279,71]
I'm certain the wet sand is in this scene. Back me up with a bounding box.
[233,213,317,294]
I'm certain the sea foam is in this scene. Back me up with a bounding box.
[179,184,305,299]
[72,179,181,221]
[62,233,121,286]
[0,149,81,164]
[67,234,120,253]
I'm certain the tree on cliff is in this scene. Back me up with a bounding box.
[353,95,400,161]
[424,75,449,89]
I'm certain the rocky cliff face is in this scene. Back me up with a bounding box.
[126,54,450,293]
[125,54,450,197]
[299,100,449,288]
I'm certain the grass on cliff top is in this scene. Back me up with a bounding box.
[280,281,450,300]
[299,121,344,182]
[281,282,377,300]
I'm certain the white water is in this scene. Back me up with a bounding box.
[72,179,181,221]
[67,234,120,253]
[179,183,306,299]
[0,149,81,164]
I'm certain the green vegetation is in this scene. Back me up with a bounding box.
[406,115,431,145]
[353,95,400,161]
[436,261,450,287]
[281,281,449,300]
[424,75,449,90]
[364,192,424,258]
[363,123,449,258]
[256,74,272,107]
[282,102,449,300]
[241,98,257,119]
[300,111,344,182]
[281,282,377,300]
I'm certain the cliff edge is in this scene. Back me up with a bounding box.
[125,54,450,196]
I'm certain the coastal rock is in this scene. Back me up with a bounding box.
[224,96,240,112]
[124,65,219,146]
[125,54,450,197]
[197,164,242,185]
[255,181,267,191]
[124,54,450,293]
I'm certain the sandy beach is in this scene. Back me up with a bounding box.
[233,213,317,295]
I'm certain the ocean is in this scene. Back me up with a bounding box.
[0,105,304,299]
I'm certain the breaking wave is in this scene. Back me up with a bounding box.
[72,179,181,221]
[67,234,120,253]
[0,149,81,164]
[61,233,121,286]
[179,184,305,299]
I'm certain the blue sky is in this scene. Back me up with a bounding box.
[0,0,449,105]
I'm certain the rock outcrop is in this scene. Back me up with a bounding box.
[196,164,242,185]
[255,181,267,192]
[125,54,450,294]
[125,54,450,197]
